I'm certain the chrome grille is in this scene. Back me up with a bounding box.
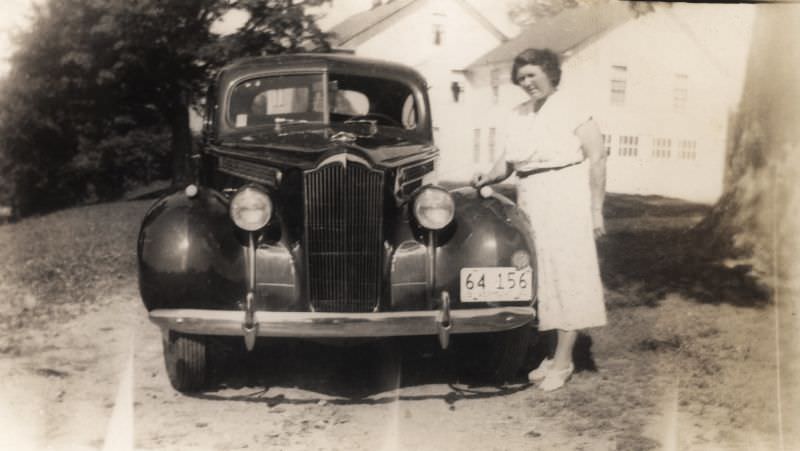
[396,158,435,198]
[303,160,385,312]
[218,156,280,186]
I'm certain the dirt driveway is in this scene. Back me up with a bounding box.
[0,197,794,450]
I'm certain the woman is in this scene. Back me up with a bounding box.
[472,48,607,391]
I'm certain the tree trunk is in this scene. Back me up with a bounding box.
[698,5,800,283]
[168,102,193,187]
[697,5,800,445]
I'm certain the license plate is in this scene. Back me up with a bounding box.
[459,267,533,302]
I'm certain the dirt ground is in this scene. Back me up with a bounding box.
[0,196,795,450]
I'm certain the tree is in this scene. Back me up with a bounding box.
[700,6,800,443]
[696,5,800,283]
[507,0,653,25]
[92,0,329,183]
[0,0,330,215]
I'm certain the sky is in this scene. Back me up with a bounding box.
[0,0,36,75]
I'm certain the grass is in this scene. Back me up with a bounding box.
[0,200,151,328]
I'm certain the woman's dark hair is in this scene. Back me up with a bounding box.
[511,48,562,87]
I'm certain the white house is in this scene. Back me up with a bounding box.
[323,1,750,203]
[327,0,510,166]
[463,2,746,203]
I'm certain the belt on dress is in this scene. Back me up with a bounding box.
[516,159,584,179]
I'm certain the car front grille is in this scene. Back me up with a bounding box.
[303,160,385,312]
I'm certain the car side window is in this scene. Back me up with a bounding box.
[402,94,417,130]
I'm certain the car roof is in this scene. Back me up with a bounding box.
[218,53,428,88]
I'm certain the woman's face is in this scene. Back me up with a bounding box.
[516,64,555,102]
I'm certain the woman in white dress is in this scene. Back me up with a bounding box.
[472,48,607,391]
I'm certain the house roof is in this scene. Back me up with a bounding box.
[328,0,507,49]
[466,1,635,71]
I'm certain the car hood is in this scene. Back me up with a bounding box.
[209,133,437,171]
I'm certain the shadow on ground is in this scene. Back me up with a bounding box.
[195,336,537,405]
[194,329,599,404]
[599,195,770,309]
[599,229,769,309]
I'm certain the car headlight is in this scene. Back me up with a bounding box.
[230,186,272,231]
[413,186,455,230]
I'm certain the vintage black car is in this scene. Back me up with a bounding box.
[138,54,537,392]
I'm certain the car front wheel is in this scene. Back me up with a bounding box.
[163,331,209,392]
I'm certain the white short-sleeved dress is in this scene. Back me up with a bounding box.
[504,90,607,331]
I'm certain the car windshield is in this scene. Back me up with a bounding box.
[227,72,419,133]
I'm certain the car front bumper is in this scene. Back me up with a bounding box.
[148,306,535,338]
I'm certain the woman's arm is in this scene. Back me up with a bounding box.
[575,119,607,238]
[471,157,514,189]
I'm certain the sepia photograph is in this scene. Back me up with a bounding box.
[0,0,798,450]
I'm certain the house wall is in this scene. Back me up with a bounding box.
[460,10,737,203]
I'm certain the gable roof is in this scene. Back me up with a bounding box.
[329,0,507,49]
[452,0,510,43]
[466,1,634,71]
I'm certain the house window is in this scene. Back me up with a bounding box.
[488,127,496,160]
[652,138,672,159]
[451,81,462,103]
[473,128,481,163]
[618,135,638,157]
[490,68,501,104]
[678,139,697,160]
[603,134,613,156]
[674,74,688,109]
[433,24,444,46]
[610,65,627,105]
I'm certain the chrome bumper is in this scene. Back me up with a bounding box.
[149,306,535,338]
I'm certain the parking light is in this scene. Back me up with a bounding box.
[511,250,531,269]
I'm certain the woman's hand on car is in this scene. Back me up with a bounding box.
[471,173,489,189]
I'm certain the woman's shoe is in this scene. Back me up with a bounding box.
[527,358,554,382]
[538,363,574,392]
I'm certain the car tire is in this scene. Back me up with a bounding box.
[163,331,208,392]
[457,325,533,384]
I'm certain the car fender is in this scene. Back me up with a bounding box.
[435,187,536,305]
[138,187,246,311]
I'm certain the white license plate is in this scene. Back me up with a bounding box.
[459,267,533,302]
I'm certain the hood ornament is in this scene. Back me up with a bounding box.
[330,131,357,143]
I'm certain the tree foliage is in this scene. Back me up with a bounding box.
[507,0,654,24]
[0,0,329,216]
